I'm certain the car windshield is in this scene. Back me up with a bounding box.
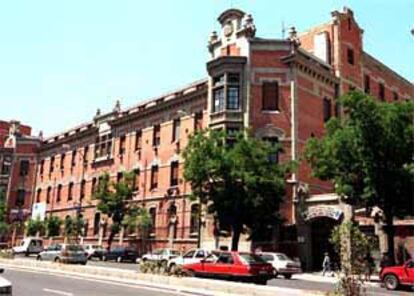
[276,254,291,261]
[260,254,274,262]
[239,253,267,265]
[153,249,163,255]
[171,250,180,256]
[67,245,84,251]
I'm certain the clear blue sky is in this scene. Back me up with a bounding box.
[0,0,412,136]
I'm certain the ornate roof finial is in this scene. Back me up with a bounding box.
[288,26,301,49]
[243,14,256,37]
[113,99,121,113]
[96,108,101,116]
[38,130,43,139]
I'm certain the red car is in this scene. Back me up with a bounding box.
[182,251,274,285]
[380,260,414,290]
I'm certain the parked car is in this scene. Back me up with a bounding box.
[12,237,43,256]
[258,252,302,279]
[37,243,87,265]
[102,246,138,263]
[141,248,180,263]
[167,248,211,272]
[380,260,414,290]
[182,251,274,285]
[0,269,12,296]
[83,244,107,260]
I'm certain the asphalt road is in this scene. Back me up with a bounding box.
[2,268,190,296]
[14,256,412,295]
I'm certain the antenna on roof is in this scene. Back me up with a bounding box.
[282,20,286,39]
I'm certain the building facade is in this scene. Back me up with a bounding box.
[5,7,413,270]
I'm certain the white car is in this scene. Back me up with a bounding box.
[0,269,12,295]
[141,248,180,263]
[259,252,302,279]
[12,237,43,256]
[167,248,211,271]
[83,244,107,260]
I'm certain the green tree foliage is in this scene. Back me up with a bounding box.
[330,222,375,296]
[93,171,136,250]
[0,188,9,236]
[45,216,62,237]
[305,92,414,263]
[26,217,46,237]
[182,129,291,251]
[64,215,84,242]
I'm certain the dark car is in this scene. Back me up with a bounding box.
[102,246,138,263]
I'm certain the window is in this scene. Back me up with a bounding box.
[183,250,195,258]
[132,169,140,192]
[172,119,180,142]
[119,135,126,155]
[135,130,142,151]
[19,160,29,176]
[347,17,352,30]
[347,48,354,65]
[50,156,55,173]
[217,253,234,264]
[71,150,76,168]
[117,172,123,184]
[68,182,74,201]
[80,180,86,201]
[379,83,385,101]
[93,212,100,236]
[153,125,161,147]
[60,153,65,171]
[1,156,11,175]
[91,177,97,195]
[227,73,240,110]
[195,250,206,258]
[194,112,203,131]
[16,189,25,206]
[190,204,200,234]
[39,160,44,175]
[36,189,41,203]
[262,81,279,111]
[57,184,62,202]
[263,137,279,164]
[150,166,159,189]
[83,146,89,165]
[46,187,52,204]
[364,75,370,94]
[334,101,340,118]
[94,133,113,159]
[170,161,179,187]
[323,97,332,122]
[149,208,156,234]
[213,88,225,112]
[393,91,399,101]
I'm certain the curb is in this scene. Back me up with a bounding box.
[0,258,325,296]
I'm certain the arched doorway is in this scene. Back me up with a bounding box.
[310,217,340,271]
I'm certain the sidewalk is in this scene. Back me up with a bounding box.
[295,272,380,287]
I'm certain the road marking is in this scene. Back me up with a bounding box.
[43,288,73,296]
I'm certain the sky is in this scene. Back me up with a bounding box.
[0,0,413,136]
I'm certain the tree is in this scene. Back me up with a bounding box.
[182,129,291,251]
[45,216,62,237]
[26,217,46,237]
[93,171,135,250]
[305,92,414,263]
[123,207,152,253]
[63,215,84,242]
[0,188,9,238]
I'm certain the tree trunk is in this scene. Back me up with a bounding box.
[231,224,242,251]
[384,214,395,265]
[118,226,124,245]
[107,230,116,251]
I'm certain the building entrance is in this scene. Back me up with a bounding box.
[310,217,340,271]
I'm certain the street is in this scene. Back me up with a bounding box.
[9,256,410,296]
[3,268,188,296]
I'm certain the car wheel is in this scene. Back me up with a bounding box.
[54,257,61,263]
[384,274,399,290]
[142,258,147,263]
[284,274,292,279]
[186,269,195,277]
[36,255,42,261]
[116,256,122,263]
[102,255,107,261]
[169,263,176,273]
[81,261,87,265]
[255,279,267,285]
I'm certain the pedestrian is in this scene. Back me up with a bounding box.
[322,252,331,276]
[364,252,375,282]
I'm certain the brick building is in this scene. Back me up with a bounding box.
[13,7,414,270]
